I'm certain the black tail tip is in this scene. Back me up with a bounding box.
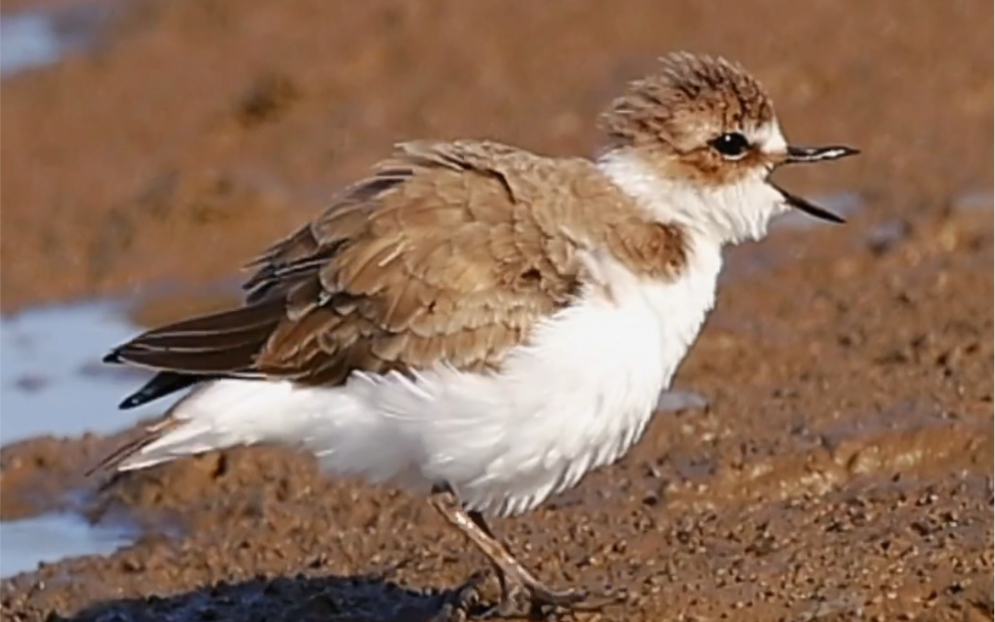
[119,394,144,410]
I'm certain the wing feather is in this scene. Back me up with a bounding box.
[106,140,585,405]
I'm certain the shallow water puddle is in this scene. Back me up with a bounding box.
[0,301,156,445]
[0,2,113,77]
[0,513,135,578]
[0,301,157,577]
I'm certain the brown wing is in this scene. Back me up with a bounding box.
[106,140,584,396]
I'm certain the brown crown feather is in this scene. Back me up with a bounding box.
[599,52,776,154]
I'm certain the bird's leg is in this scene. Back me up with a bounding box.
[430,492,607,615]
[466,510,512,612]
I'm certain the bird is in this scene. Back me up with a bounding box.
[93,52,858,616]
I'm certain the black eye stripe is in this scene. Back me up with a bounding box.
[709,133,750,158]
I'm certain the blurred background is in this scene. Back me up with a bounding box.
[0,1,992,620]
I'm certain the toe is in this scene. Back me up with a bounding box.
[527,584,625,613]
[434,572,487,621]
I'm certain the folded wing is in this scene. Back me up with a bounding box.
[106,140,584,409]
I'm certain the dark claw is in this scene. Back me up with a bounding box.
[434,572,487,622]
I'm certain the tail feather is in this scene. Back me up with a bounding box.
[91,376,420,489]
[103,301,285,395]
[121,327,270,354]
[107,379,317,473]
[85,416,180,476]
[110,340,264,375]
[119,372,209,409]
[115,300,281,343]
[89,380,278,474]
[93,301,289,474]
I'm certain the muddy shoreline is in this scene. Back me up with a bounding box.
[1,0,993,620]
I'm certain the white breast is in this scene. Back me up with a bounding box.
[324,238,722,516]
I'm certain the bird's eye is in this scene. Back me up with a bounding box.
[709,133,751,160]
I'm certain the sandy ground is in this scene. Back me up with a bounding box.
[1,0,993,620]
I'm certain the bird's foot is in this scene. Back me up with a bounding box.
[517,578,622,618]
[471,571,622,619]
[433,571,487,622]
[428,493,623,618]
[437,567,623,619]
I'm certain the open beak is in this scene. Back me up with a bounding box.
[785,145,859,164]
[774,144,860,223]
[773,184,847,223]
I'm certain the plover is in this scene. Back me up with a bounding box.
[96,52,857,615]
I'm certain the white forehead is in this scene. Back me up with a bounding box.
[746,120,788,154]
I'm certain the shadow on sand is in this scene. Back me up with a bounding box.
[57,571,490,622]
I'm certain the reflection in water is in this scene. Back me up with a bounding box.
[0,301,156,444]
[0,513,134,578]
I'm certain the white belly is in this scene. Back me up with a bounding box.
[124,244,722,517]
[312,245,722,516]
